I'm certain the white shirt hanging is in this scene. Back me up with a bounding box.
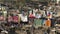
[20,14,28,22]
[35,14,41,18]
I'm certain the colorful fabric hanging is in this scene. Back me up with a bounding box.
[20,14,28,22]
[45,19,51,27]
[8,15,13,22]
[29,14,35,18]
[34,19,42,26]
[13,16,18,23]
[0,16,4,21]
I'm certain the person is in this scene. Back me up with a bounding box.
[35,11,42,18]
[33,8,38,17]
[29,9,35,18]
[8,26,16,34]
[46,10,53,18]
[0,15,5,21]
[47,27,50,34]
[7,15,13,26]
[0,15,5,25]
[45,18,51,27]
[13,15,18,25]
[0,15,5,33]
[51,16,56,28]
[20,12,28,25]
[29,9,35,24]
